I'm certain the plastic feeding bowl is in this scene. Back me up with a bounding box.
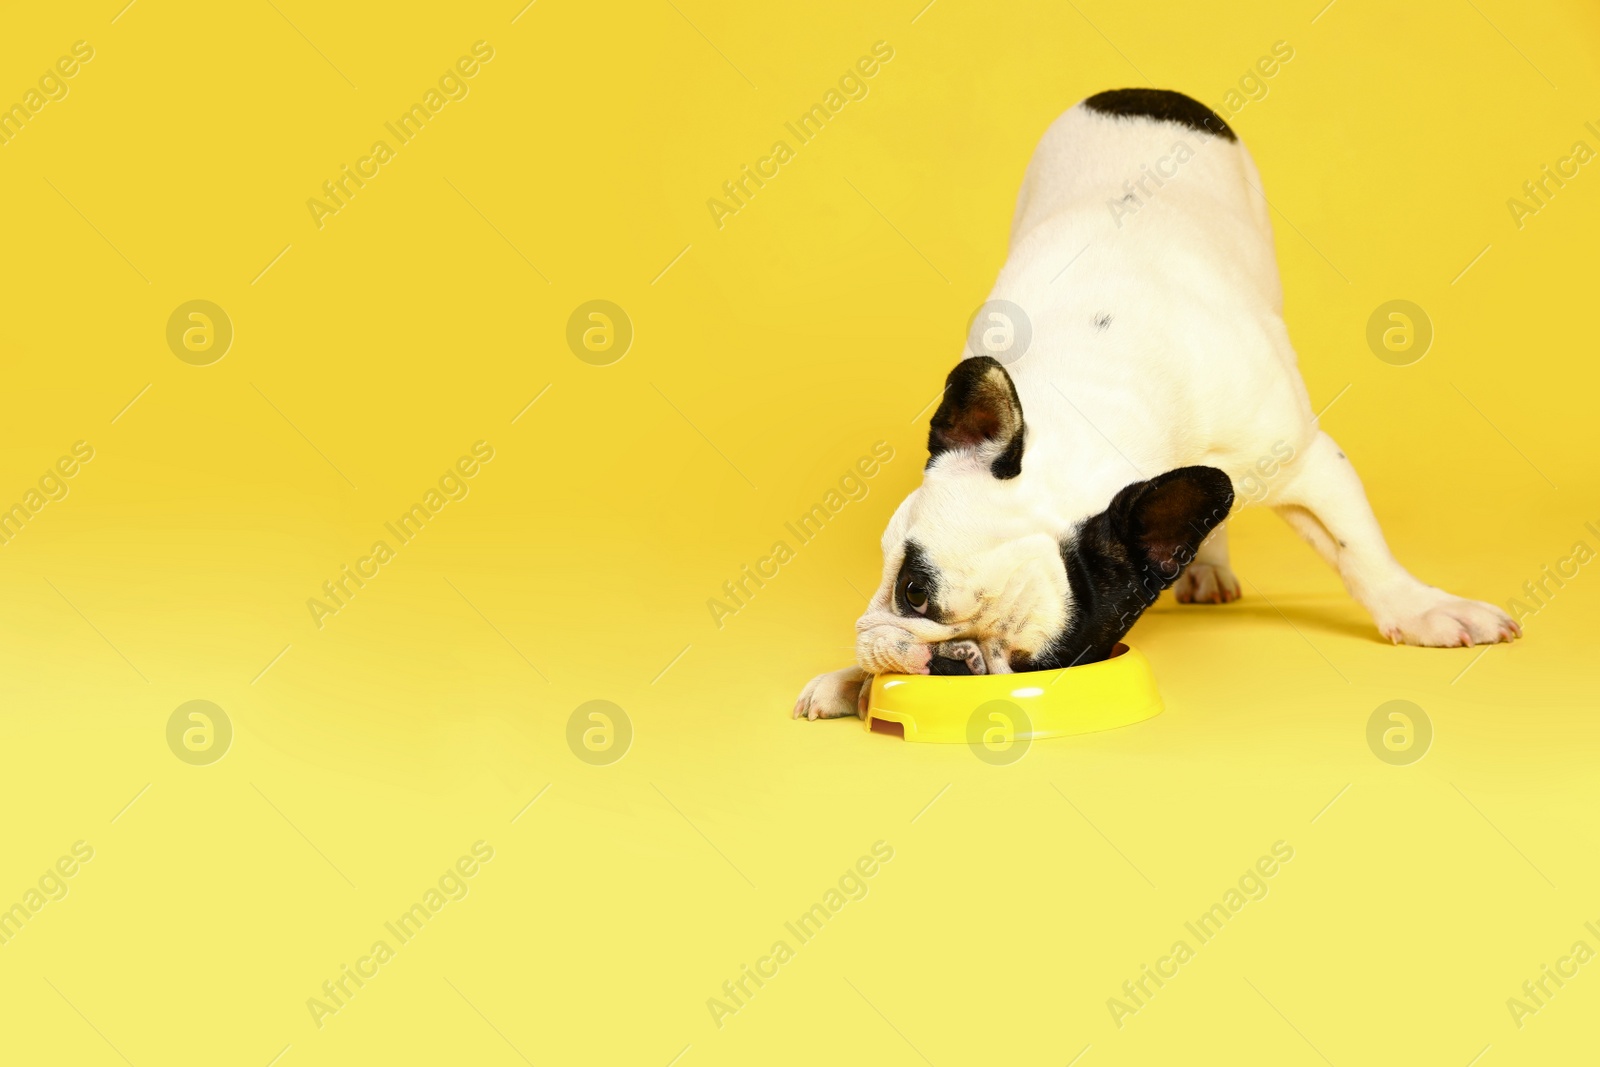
[862,643,1163,743]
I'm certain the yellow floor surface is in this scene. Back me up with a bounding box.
[2,1,1597,1064]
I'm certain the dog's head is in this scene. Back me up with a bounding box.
[854,357,1233,675]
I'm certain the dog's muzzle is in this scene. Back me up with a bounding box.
[854,622,934,675]
[855,622,991,677]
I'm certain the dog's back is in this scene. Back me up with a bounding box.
[987,89,1312,508]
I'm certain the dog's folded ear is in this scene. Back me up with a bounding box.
[927,356,1026,478]
[1106,466,1234,582]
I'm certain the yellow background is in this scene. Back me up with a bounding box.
[2,1,1598,1064]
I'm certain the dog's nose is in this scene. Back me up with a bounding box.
[929,654,975,676]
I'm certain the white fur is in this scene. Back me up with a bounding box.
[795,99,1516,720]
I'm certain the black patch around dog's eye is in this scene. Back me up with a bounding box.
[1083,88,1237,142]
[894,541,942,621]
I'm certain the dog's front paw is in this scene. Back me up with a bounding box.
[932,639,987,675]
[793,666,870,721]
[1377,592,1520,647]
[1174,561,1241,604]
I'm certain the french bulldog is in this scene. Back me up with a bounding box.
[794,88,1518,721]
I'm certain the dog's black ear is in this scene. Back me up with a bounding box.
[1106,466,1234,582]
[927,356,1025,478]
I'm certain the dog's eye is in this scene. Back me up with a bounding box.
[903,579,929,614]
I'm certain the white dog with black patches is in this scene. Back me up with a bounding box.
[795,88,1518,721]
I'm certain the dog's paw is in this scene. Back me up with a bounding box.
[932,639,987,675]
[1377,593,1520,647]
[1174,561,1241,604]
[793,667,869,721]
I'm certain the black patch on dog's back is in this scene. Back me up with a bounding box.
[1084,88,1236,142]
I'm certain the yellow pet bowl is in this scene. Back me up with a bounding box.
[863,643,1163,743]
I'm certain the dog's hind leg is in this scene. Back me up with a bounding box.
[1271,430,1518,646]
